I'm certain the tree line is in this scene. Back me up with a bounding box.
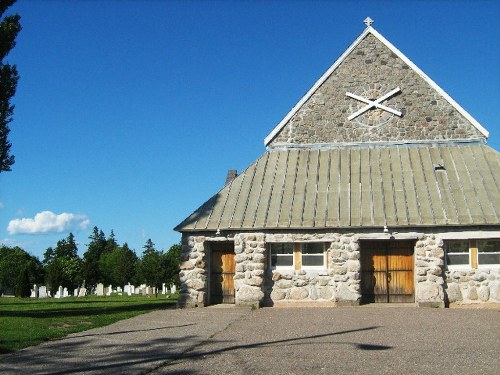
[0,226,181,297]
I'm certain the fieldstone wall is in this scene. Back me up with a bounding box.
[445,269,500,304]
[269,33,484,147]
[264,233,361,306]
[177,234,207,308]
[178,231,498,308]
[330,234,362,305]
[234,233,266,306]
[414,235,445,307]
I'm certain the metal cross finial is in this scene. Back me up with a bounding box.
[364,17,374,27]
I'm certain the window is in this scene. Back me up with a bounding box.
[445,240,470,268]
[270,243,294,269]
[477,240,500,268]
[301,243,325,267]
[269,242,327,270]
[445,239,500,269]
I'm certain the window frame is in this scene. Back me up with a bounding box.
[300,243,327,269]
[445,239,500,270]
[269,242,328,271]
[477,239,500,269]
[269,243,295,270]
[445,240,471,270]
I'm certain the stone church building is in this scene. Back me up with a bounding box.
[175,20,500,308]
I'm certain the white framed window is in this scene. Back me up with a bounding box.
[270,243,294,269]
[269,242,327,270]
[477,240,500,269]
[301,243,326,268]
[445,239,500,269]
[445,240,470,269]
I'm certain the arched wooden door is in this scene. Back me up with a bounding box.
[210,242,235,304]
[361,240,415,303]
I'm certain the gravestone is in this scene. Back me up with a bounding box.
[107,285,112,296]
[55,286,63,298]
[170,284,177,294]
[63,287,69,298]
[38,286,47,298]
[30,284,38,298]
[74,288,79,297]
[96,283,104,296]
[78,287,86,297]
[162,283,166,295]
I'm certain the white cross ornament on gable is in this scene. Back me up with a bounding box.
[346,87,402,121]
[364,17,374,27]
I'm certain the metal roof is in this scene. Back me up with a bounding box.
[175,143,500,232]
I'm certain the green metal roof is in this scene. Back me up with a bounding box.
[175,143,500,232]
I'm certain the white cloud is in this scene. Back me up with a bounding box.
[7,211,90,235]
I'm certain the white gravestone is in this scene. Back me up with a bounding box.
[55,286,63,298]
[170,284,176,294]
[96,283,104,296]
[38,286,47,298]
[63,287,69,298]
[30,284,38,298]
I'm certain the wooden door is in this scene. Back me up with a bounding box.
[361,240,414,303]
[210,243,235,304]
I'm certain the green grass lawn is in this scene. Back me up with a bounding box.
[0,294,177,354]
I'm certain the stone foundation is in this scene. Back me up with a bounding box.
[444,269,500,304]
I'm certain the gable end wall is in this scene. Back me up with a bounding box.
[269,34,485,146]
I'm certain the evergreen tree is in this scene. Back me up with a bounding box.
[137,239,165,297]
[15,263,31,297]
[101,243,137,287]
[164,244,181,287]
[43,233,81,294]
[81,226,106,289]
[0,0,21,172]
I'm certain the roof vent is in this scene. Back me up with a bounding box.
[433,164,446,171]
[225,169,238,185]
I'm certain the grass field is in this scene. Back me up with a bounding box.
[0,294,177,354]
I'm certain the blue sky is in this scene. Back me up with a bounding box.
[1,1,499,259]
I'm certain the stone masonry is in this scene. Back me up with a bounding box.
[265,233,361,306]
[269,34,485,147]
[445,267,500,304]
[414,234,446,307]
[234,233,266,306]
[178,235,207,308]
[178,231,499,308]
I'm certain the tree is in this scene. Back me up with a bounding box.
[81,226,106,289]
[0,245,43,296]
[97,230,120,285]
[100,243,137,287]
[43,233,82,294]
[0,0,21,172]
[164,244,181,287]
[137,239,165,297]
